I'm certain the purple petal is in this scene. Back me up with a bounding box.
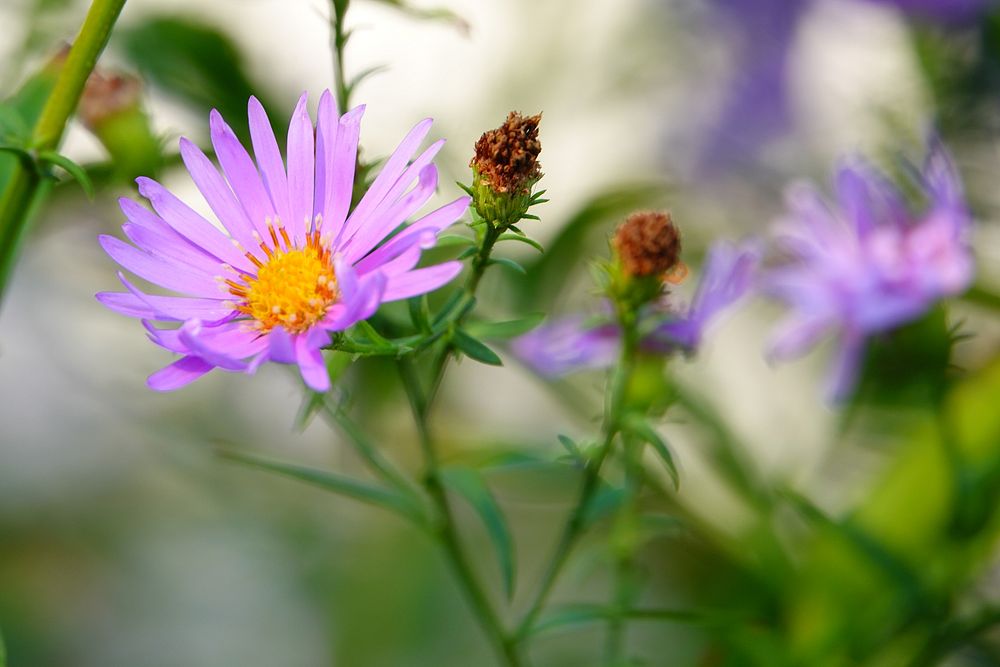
[314,90,338,227]
[337,118,433,246]
[286,92,314,245]
[99,235,222,298]
[210,109,275,241]
[134,179,254,273]
[295,335,330,392]
[147,355,215,391]
[322,104,365,238]
[381,261,462,302]
[512,317,621,378]
[248,96,293,234]
[179,137,258,252]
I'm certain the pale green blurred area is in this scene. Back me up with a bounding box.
[2,0,1000,665]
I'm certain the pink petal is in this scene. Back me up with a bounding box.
[295,335,330,392]
[285,92,315,245]
[210,109,275,241]
[99,235,222,298]
[179,137,259,253]
[248,96,293,236]
[147,355,215,391]
[381,261,462,302]
[323,104,365,238]
[135,179,254,273]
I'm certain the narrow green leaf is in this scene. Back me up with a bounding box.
[294,352,353,430]
[217,448,423,524]
[408,294,432,333]
[456,181,474,196]
[440,466,517,598]
[345,64,389,98]
[530,604,608,636]
[581,483,626,528]
[489,256,527,275]
[0,626,6,667]
[624,416,679,490]
[463,312,545,340]
[453,329,503,366]
[37,150,94,198]
[497,232,544,253]
[530,603,706,636]
[557,434,583,459]
[457,246,478,260]
[0,145,31,160]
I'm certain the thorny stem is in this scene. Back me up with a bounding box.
[0,0,127,307]
[516,309,641,641]
[397,221,520,666]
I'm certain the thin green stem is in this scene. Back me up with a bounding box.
[0,0,127,306]
[604,434,643,666]
[398,358,522,667]
[330,0,351,112]
[516,310,640,640]
[320,396,430,518]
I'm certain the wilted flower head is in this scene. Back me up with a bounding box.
[79,70,143,130]
[471,111,542,195]
[761,139,973,399]
[613,211,683,279]
[469,111,543,228]
[513,240,760,377]
[98,90,467,392]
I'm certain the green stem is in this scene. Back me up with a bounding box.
[516,310,640,640]
[0,0,127,306]
[398,358,522,667]
[605,434,643,666]
[330,0,351,112]
[321,396,430,519]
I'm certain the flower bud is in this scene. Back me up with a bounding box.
[469,111,543,228]
[79,70,162,180]
[613,211,682,279]
[606,211,686,312]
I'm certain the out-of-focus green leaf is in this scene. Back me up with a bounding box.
[582,483,625,529]
[530,603,704,636]
[368,0,469,33]
[440,465,516,598]
[497,232,544,253]
[217,448,424,524]
[488,256,527,275]
[37,150,94,198]
[117,17,286,145]
[0,57,61,195]
[453,328,503,366]
[623,415,679,490]
[464,312,544,340]
[434,233,475,248]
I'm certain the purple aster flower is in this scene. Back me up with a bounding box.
[761,139,974,399]
[697,0,993,174]
[97,91,468,392]
[511,240,760,378]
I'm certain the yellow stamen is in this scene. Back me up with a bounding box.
[234,233,338,333]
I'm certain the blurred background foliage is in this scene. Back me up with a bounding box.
[1,0,1000,665]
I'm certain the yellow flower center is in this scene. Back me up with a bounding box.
[227,227,338,334]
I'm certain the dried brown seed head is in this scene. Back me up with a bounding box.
[79,71,143,130]
[613,211,682,278]
[471,111,542,194]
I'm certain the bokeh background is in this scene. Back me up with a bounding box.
[2,0,1000,665]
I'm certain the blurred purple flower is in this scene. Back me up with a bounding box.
[699,0,994,173]
[98,90,467,392]
[761,140,974,399]
[512,240,760,378]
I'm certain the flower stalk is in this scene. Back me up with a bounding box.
[0,0,127,306]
